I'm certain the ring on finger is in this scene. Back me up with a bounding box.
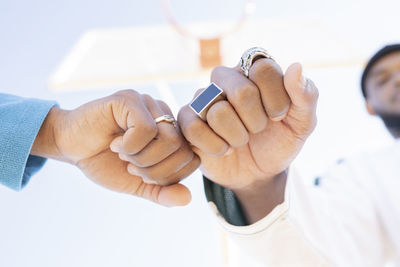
[189,82,226,120]
[240,47,274,78]
[154,114,177,128]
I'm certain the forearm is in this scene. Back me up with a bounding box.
[232,170,287,224]
[30,106,66,161]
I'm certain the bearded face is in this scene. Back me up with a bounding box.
[365,51,400,137]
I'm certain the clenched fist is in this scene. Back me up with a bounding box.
[178,59,318,222]
[32,90,199,206]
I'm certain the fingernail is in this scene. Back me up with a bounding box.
[110,144,120,153]
[142,177,158,185]
[127,164,139,175]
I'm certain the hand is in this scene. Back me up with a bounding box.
[32,90,199,206]
[178,59,318,221]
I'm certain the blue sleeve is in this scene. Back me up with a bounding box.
[0,93,57,191]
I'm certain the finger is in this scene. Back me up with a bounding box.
[121,99,188,168]
[246,58,291,121]
[110,90,158,154]
[131,153,200,186]
[284,63,318,110]
[157,183,192,206]
[80,148,191,206]
[134,181,192,206]
[157,100,174,119]
[178,105,229,156]
[283,63,319,137]
[206,100,249,148]
[211,66,268,133]
[163,154,200,184]
[157,99,189,149]
[126,143,194,185]
[126,95,182,167]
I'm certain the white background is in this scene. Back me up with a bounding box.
[0,0,399,266]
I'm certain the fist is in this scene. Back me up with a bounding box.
[178,59,318,190]
[54,89,200,206]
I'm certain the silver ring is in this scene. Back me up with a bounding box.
[154,115,176,127]
[189,82,226,120]
[240,47,273,78]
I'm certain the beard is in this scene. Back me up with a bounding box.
[376,112,400,137]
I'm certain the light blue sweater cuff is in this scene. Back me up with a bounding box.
[0,93,57,191]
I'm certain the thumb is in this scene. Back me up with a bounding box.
[120,173,192,206]
[283,63,319,138]
[284,63,318,111]
[157,183,192,207]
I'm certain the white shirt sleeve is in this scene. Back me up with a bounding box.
[208,162,390,267]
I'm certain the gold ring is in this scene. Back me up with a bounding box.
[154,115,177,127]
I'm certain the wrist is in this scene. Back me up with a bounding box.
[30,106,68,162]
[232,170,288,224]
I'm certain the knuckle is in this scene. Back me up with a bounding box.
[231,83,258,103]
[111,90,141,108]
[141,94,153,102]
[207,101,231,123]
[140,121,158,138]
[157,100,171,111]
[178,105,194,120]
[156,100,167,107]
[163,131,182,149]
[177,107,185,121]
[251,58,282,77]
[144,168,164,181]
[182,118,204,141]
[213,141,229,156]
[210,66,226,80]
[256,58,278,72]
[236,133,250,148]
[177,106,186,117]
[114,89,139,98]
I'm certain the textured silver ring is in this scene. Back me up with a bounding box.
[154,115,177,127]
[240,47,273,78]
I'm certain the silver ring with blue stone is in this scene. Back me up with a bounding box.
[189,82,226,120]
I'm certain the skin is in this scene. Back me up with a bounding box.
[30,58,318,219]
[29,50,398,223]
[365,51,400,137]
[179,59,319,223]
[31,90,200,207]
